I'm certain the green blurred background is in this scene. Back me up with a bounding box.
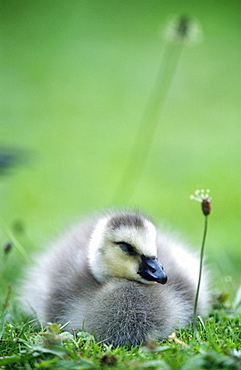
[1,1,240,298]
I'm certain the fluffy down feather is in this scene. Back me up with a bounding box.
[20,210,209,346]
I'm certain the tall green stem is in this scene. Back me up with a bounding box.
[112,43,183,203]
[193,215,208,336]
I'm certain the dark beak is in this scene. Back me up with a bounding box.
[138,256,168,284]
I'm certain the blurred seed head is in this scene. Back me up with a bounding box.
[0,146,31,177]
[190,189,212,216]
[163,15,203,45]
[3,241,13,255]
[201,198,212,216]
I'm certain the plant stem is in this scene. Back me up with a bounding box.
[193,215,208,337]
[112,42,183,203]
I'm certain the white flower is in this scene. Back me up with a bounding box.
[190,189,211,202]
[190,189,212,216]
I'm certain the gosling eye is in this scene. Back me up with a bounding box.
[115,242,137,256]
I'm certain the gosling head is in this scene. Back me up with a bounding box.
[88,211,168,285]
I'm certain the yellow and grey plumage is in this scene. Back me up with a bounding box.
[20,210,209,346]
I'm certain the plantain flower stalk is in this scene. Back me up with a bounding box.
[113,15,203,202]
[190,189,212,337]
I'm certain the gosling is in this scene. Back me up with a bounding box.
[20,210,209,346]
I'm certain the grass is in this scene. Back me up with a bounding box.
[0,291,240,369]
